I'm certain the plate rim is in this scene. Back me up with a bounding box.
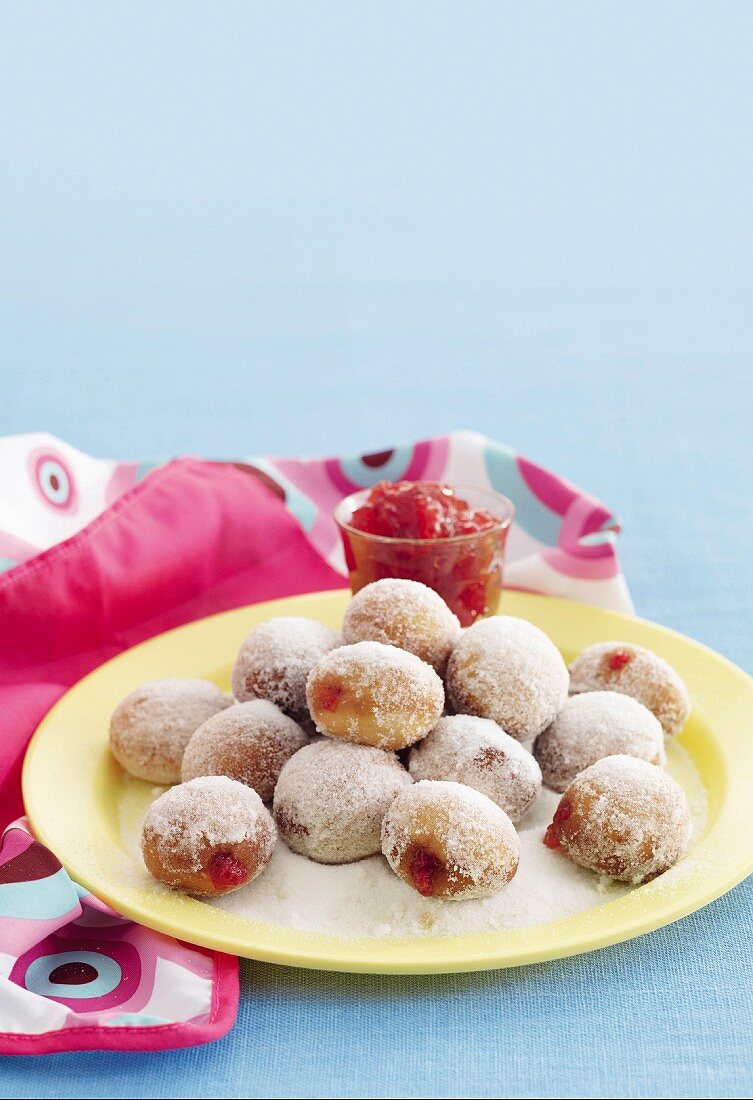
[22,589,753,974]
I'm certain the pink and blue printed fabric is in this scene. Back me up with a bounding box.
[0,429,632,609]
[0,429,631,1056]
[0,821,238,1054]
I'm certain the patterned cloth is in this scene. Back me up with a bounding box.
[0,430,628,1055]
[0,429,632,609]
[0,822,237,1053]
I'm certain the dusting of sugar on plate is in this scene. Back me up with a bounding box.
[118,739,707,939]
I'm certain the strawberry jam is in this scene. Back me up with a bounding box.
[315,681,344,712]
[208,851,248,891]
[339,481,511,626]
[408,846,443,897]
[543,800,572,850]
[607,651,632,671]
[350,481,497,540]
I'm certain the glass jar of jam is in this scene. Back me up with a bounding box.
[334,481,514,627]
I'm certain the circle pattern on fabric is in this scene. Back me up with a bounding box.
[11,934,142,1011]
[24,951,122,1000]
[28,449,78,513]
[327,439,448,494]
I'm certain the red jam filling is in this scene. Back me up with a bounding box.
[315,681,344,712]
[608,651,632,671]
[408,846,443,897]
[543,800,572,850]
[351,481,496,540]
[344,481,505,626]
[208,851,248,890]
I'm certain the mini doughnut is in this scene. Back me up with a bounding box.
[533,691,665,793]
[381,779,519,899]
[446,616,569,741]
[568,641,691,736]
[342,578,461,672]
[272,739,412,863]
[110,679,233,784]
[231,617,341,723]
[408,715,541,822]
[141,775,276,896]
[306,641,445,750]
[181,699,308,801]
[543,755,692,883]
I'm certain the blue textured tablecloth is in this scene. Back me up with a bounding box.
[1,4,752,1096]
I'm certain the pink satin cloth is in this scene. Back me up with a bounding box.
[0,458,343,1053]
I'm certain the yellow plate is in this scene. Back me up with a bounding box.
[22,590,753,974]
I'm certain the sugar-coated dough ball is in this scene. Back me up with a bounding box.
[544,755,692,883]
[568,641,691,736]
[273,739,412,863]
[110,679,233,784]
[408,715,541,822]
[381,779,519,899]
[534,691,665,793]
[141,776,276,896]
[231,617,341,722]
[181,699,308,802]
[306,641,445,750]
[342,578,461,672]
[446,616,569,740]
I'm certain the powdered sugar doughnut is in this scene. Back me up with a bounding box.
[307,641,445,750]
[408,715,541,822]
[110,679,233,784]
[142,776,276,896]
[543,755,692,883]
[231,617,341,723]
[342,579,461,672]
[381,780,519,899]
[534,691,665,793]
[568,641,690,736]
[446,616,569,740]
[273,739,412,863]
[181,699,308,802]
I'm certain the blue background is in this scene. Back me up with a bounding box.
[1,3,752,1097]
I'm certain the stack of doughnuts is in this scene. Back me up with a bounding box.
[111,577,693,902]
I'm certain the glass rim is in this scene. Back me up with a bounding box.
[334,481,515,547]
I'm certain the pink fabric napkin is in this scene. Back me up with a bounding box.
[0,819,238,1054]
[0,431,629,1054]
